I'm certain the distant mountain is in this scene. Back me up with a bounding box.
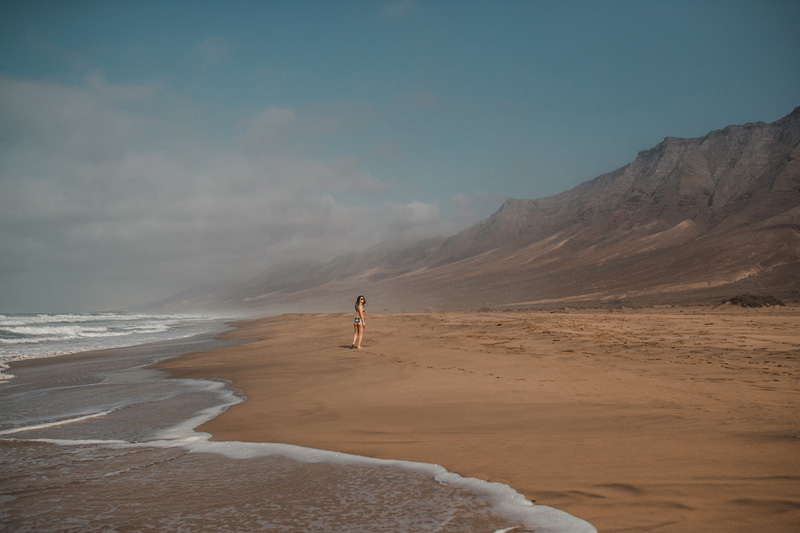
[147,107,800,313]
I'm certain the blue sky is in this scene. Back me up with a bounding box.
[1,0,798,311]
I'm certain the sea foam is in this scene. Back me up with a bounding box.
[0,318,597,532]
[0,313,229,379]
[148,380,597,532]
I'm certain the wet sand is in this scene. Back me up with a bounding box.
[155,307,800,532]
[3,329,535,532]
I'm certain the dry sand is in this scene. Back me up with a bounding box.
[155,307,800,532]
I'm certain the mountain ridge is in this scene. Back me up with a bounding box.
[145,107,800,313]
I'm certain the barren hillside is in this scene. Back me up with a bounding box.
[147,107,800,313]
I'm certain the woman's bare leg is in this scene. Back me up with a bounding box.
[356,324,364,349]
[352,324,359,348]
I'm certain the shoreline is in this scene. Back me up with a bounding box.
[1,323,592,532]
[154,307,800,532]
[0,315,238,383]
[3,319,236,370]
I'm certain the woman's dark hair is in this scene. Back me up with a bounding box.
[355,295,366,310]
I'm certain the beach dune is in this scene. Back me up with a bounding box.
[156,307,800,532]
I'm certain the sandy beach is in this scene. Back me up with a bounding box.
[156,306,800,532]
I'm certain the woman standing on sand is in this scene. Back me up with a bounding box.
[352,295,366,349]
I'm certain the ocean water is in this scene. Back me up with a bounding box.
[0,320,596,532]
[0,312,229,381]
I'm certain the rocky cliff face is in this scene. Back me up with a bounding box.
[440,107,800,262]
[147,108,800,312]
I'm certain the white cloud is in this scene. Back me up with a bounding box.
[379,0,421,20]
[448,192,505,229]
[398,88,439,111]
[240,106,297,151]
[299,101,379,135]
[84,71,158,101]
[377,142,399,162]
[0,76,158,163]
[0,75,450,310]
[192,37,233,68]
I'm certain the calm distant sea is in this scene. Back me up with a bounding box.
[0,312,230,381]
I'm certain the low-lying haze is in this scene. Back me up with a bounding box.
[1,1,798,312]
